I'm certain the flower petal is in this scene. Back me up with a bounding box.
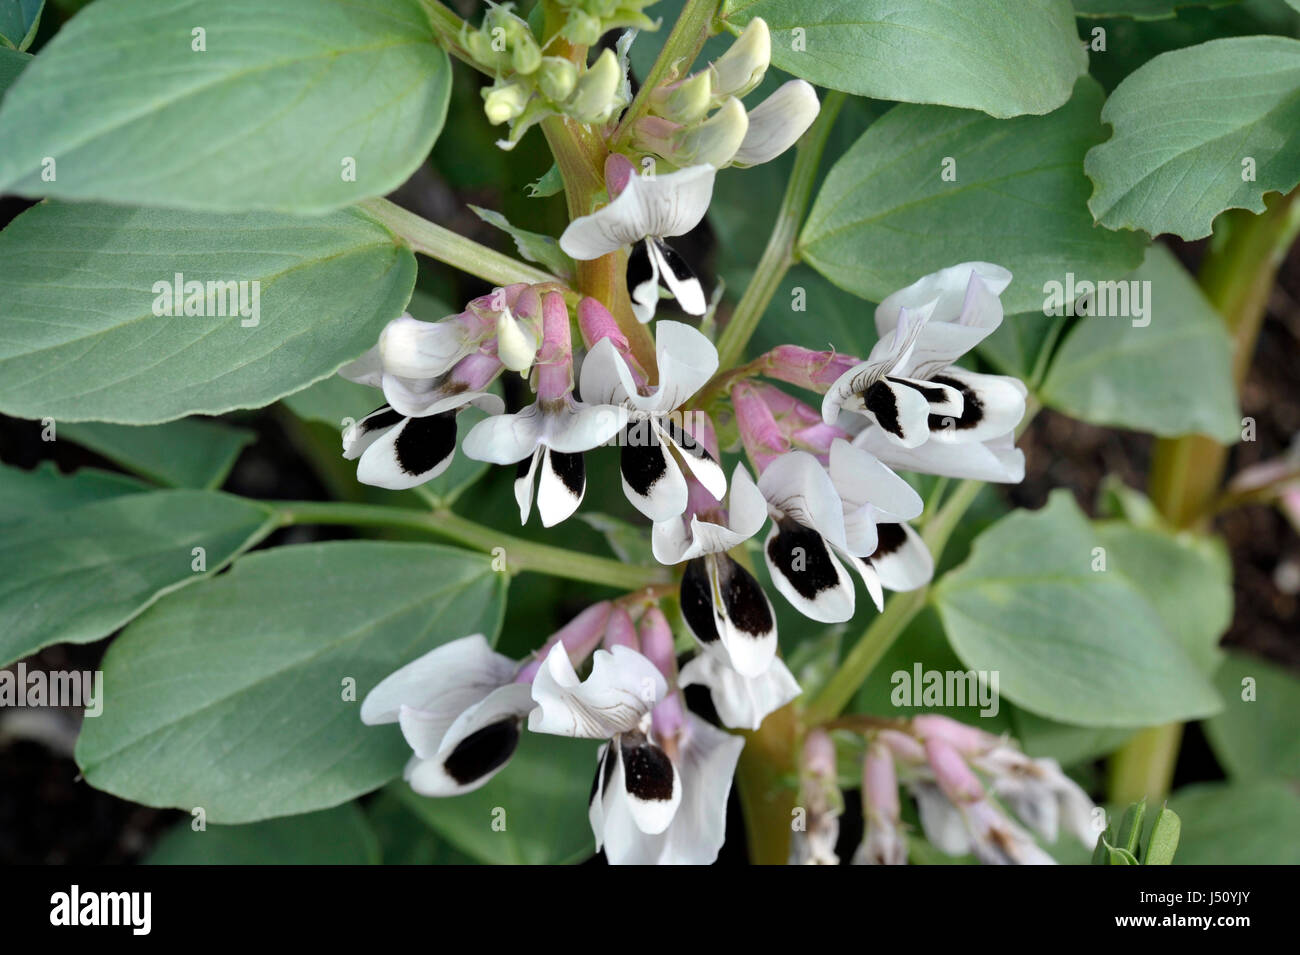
[651,320,719,414]
[925,369,1027,445]
[650,238,706,316]
[627,238,662,323]
[763,521,855,623]
[869,522,934,592]
[361,633,515,727]
[620,421,690,521]
[342,404,402,461]
[383,373,504,419]
[356,412,458,490]
[578,336,640,409]
[338,345,383,387]
[830,439,923,547]
[379,313,473,380]
[757,450,849,549]
[876,262,1012,340]
[514,449,541,524]
[679,652,800,731]
[528,643,666,738]
[680,554,778,678]
[730,79,820,167]
[537,448,586,527]
[546,401,628,454]
[462,402,545,465]
[559,164,717,260]
[854,426,1025,483]
[662,418,727,501]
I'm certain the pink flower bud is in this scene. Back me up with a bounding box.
[925,738,985,806]
[913,715,1001,756]
[448,351,504,392]
[862,741,900,822]
[515,601,614,682]
[603,605,639,650]
[765,344,860,392]
[802,729,837,780]
[605,153,637,199]
[732,381,789,472]
[577,296,648,388]
[535,291,575,403]
[877,729,926,764]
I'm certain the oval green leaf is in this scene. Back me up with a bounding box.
[0,0,451,212]
[0,201,415,423]
[75,541,506,823]
[146,803,380,865]
[61,418,255,489]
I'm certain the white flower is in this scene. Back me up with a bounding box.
[854,426,1026,484]
[589,713,744,864]
[527,642,666,739]
[360,635,533,796]
[730,80,820,168]
[376,312,480,380]
[974,748,1099,848]
[559,165,715,323]
[581,320,727,521]
[678,650,799,731]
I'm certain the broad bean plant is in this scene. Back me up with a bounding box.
[2,0,1299,866]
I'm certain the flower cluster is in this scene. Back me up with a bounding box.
[349,19,1056,864]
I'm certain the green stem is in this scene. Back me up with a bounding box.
[803,478,984,725]
[1110,188,1300,806]
[273,500,668,590]
[359,198,562,291]
[611,0,719,148]
[416,0,489,74]
[713,90,845,371]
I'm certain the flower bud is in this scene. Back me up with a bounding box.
[673,96,748,167]
[378,313,473,380]
[710,17,770,100]
[483,83,530,126]
[496,307,539,372]
[562,10,604,46]
[649,70,714,125]
[537,56,578,103]
[566,48,624,124]
[511,31,543,75]
[730,80,820,168]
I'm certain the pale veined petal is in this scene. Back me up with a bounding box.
[764,520,855,623]
[647,716,743,863]
[361,634,515,726]
[680,554,778,678]
[619,420,690,521]
[343,405,402,461]
[338,345,383,387]
[876,262,1012,339]
[461,402,545,465]
[730,79,820,167]
[527,643,666,738]
[854,426,1026,483]
[841,551,886,612]
[536,447,586,527]
[627,238,662,324]
[925,369,1028,445]
[382,373,504,419]
[888,374,964,419]
[649,238,706,316]
[558,164,717,260]
[829,438,923,534]
[757,450,850,550]
[649,463,766,564]
[649,320,720,414]
[661,418,727,501]
[578,336,640,409]
[679,653,801,731]
[379,313,473,380]
[356,412,458,490]
[545,401,628,454]
[400,685,533,796]
[911,781,973,856]
[514,449,541,524]
[869,522,934,592]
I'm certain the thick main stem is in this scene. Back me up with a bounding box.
[1112,189,1300,806]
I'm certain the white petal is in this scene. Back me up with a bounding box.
[383,373,504,419]
[620,423,690,521]
[870,522,934,592]
[876,262,1012,340]
[925,368,1028,445]
[528,644,666,738]
[356,413,457,490]
[461,403,545,465]
[536,447,585,527]
[338,346,383,387]
[855,426,1026,483]
[649,239,706,316]
[514,447,541,524]
[628,238,662,323]
[912,782,972,855]
[546,401,628,454]
[578,336,640,409]
[401,682,534,797]
[763,523,856,623]
[361,634,514,726]
[650,464,765,564]
[730,80,820,167]
[379,313,471,379]
[650,717,743,863]
[342,405,401,461]
[842,552,886,612]
[662,419,727,501]
[644,320,719,416]
[597,738,680,860]
[559,164,717,260]
[680,554,778,678]
[830,438,923,539]
[757,450,849,550]
[679,653,800,731]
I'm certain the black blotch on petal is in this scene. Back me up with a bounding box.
[928,374,983,432]
[715,553,775,639]
[443,718,521,785]
[872,522,908,560]
[360,405,403,434]
[620,423,668,497]
[515,455,535,481]
[394,411,457,476]
[620,736,676,802]
[664,418,712,464]
[680,558,720,644]
[547,449,585,496]
[766,519,840,600]
[863,380,902,437]
[889,376,949,407]
[627,239,656,300]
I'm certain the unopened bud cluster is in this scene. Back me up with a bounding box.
[552,0,660,46]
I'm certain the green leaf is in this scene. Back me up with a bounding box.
[800,77,1147,315]
[0,45,29,93]
[1204,650,1300,783]
[365,791,479,864]
[1013,709,1138,765]
[75,541,506,823]
[387,731,596,864]
[145,804,380,865]
[0,461,147,524]
[1144,804,1181,864]
[0,201,415,424]
[468,205,574,280]
[976,312,1065,382]
[578,512,655,565]
[1039,244,1240,442]
[933,491,1222,727]
[1167,780,1300,864]
[0,490,275,667]
[1116,799,1147,854]
[1105,842,1140,864]
[720,0,1086,118]
[0,0,452,212]
[526,163,564,198]
[1085,36,1300,239]
[0,0,42,50]
[281,376,378,432]
[60,418,255,489]
[1073,0,1242,18]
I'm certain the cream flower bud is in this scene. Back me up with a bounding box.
[566,48,624,124]
[711,17,770,100]
[483,83,529,125]
[675,96,748,167]
[496,307,539,373]
[538,56,579,103]
[649,70,714,125]
[511,32,543,75]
